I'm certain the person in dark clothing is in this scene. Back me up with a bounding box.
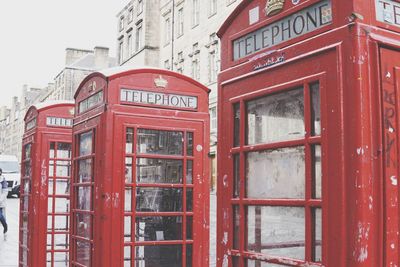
[0,168,8,240]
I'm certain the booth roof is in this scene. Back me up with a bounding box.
[33,100,75,111]
[97,65,166,78]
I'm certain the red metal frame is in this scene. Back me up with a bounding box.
[19,102,74,267]
[71,68,210,267]
[217,0,400,266]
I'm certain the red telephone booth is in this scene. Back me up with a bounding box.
[71,67,209,267]
[217,0,400,266]
[19,101,74,267]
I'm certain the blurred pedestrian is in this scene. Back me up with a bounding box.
[0,168,8,240]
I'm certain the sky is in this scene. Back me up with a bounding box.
[0,0,129,107]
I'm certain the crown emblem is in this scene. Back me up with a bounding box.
[266,0,285,17]
[154,75,168,88]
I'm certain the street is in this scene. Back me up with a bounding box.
[0,194,217,267]
[0,197,19,267]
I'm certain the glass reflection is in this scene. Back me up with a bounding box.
[311,82,321,136]
[137,129,183,155]
[77,187,91,211]
[136,158,182,184]
[79,132,93,156]
[233,206,240,250]
[136,188,182,212]
[50,142,55,158]
[125,157,133,183]
[187,244,193,267]
[187,132,193,156]
[134,245,182,267]
[234,103,240,147]
[75,214,92,238]
[234,155,240,198]
[247,206,305,260]
[54,215,69,231]
[186,160,193,184]
[135,216,183,241]
[55,179,70,195]
[75,240,91,266]
[247,147,305,199]
[57,143,72,159]
[56,161,71,177]
[313,145,322,199]
[126,128,134,154]
[78,159,92,183]
[187,188,193,212]
[314,208,322,262]
[247,88,304,145]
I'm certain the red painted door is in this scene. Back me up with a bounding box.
[114,115,208,267]
[380,47,400,267]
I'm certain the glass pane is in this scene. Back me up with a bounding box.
[314,208,322,262]
[49,161,54,177]
[54,252,68,266]
[79,132,93,156]
[247,88,304,145]
[48,198,53,213]
[136,158,183,184]
[47,215,53,230]
[50,142,55,158]
[78,159,92,183]
[126,128,134,153]
[233,103,240,147]
[25,143,32,159]
[75,213,92,238]
[313,145,322,199]
[247,259,287,267]
[233,206,240,250]
[57,143,72,159]
[125,157,133,183]
[247,147,305,199]
[24,161,31,177]
[77,187,91,211]
[187,132,193,156]
[125,216,132,241]
[47,235,52,247]
[186,160,193,184]
[137,129,183,155]
[134,245,182,267]
[125,188,132,212]
[54,234,69,249]
[232,257,240,267]
[75,240,91,266]
[55,179,70,195]
[54,198,69,213]
[310,82,321,136]
[56,161,71,177]
[234,155,240,198]
[48,179,54,195]
[187,244,193,267]
[135,216,182,241]
[247,206,305,260]
[136,188,182,212]
[187,188,193,212]
[54,215,69,232]
[187,216,193,240]
[124,246,131,266]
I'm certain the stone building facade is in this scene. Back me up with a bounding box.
[44,47,116,101]
[116,0,240,189]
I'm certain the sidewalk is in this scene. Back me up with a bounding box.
[0,198,19,267]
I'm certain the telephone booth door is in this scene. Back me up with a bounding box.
[115,116,206,267]
[71,67,210,267]
[19,102,73,267]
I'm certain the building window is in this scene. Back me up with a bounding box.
[127,34,132,57]
[128,8,134,22]
[119,16,124,31]
[210,106,217,131]
[209,0,217,16]
[164,60,170,70]
[177,7,184,37]
[119,41,124,64]
[137,0,143,15]
[208,34,218,83]
[192,0,200,27]
[164,17,171,45]
[135,24,142,52]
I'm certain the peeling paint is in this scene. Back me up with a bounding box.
[357,147,365,155]
[368,196,373,210]
[391,243,395,249]
[391,176,398,186]
[358,246,368,262]
[389,126,395,133]
[223,175,228,188]
[222,254,228,267]
[222,232,228,245]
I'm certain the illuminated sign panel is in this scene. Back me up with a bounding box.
[46,117,73,127]
[233,0,332,60]
[79,90,103,113]
[26,118,37,131]
[120,88,198,110]
[376,0,400,27]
